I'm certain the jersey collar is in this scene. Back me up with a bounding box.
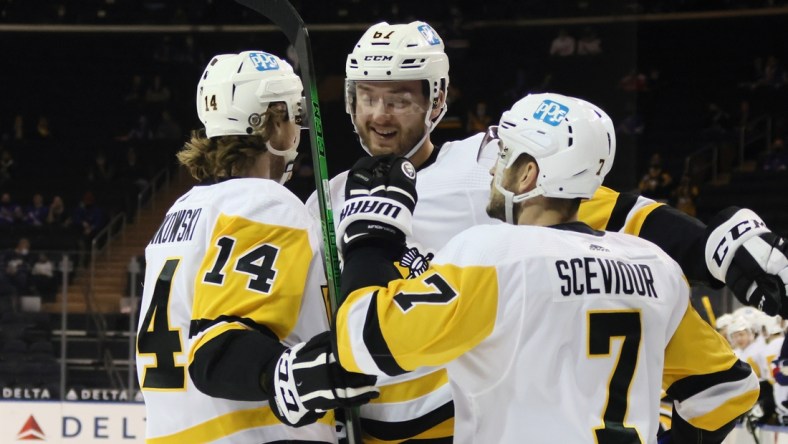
[549,221,604,236]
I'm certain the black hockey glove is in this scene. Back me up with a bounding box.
[705,207,788,317]
[266,332,379,427]
[337,155,417,258]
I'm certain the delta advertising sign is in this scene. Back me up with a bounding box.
[0,400,145,443]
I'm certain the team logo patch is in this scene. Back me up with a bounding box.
[400,247,434,278]
[417,24,441,45]
[533,100,569,126]
[401,161,416,179]
[248,113,263,127]
[248,51,280,71]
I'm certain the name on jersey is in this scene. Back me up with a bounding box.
[555,257,657,298]
[149,208,202,245]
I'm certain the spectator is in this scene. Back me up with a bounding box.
[617,105,645,136]
[639,154,673,202]
[0,149,15,187]
[752,55,786,90]
[619,68,648,93]
[31,253,57,302]
[86,149,116,186]
[34,116,52,140]
[576,27,602,55]
[5,238,34,295]
[123,74,144,104]
[760,138,788,172]
[71,191,105,241]
[144,74,171,104]
[24,193,49,227]
[46,195,70,229]
[118,146,150,193]
[154,110,182,140]
[120,115,154,141]
[705,102,732,133]
[0,192,22,226]
[12,114,25,141]
[466,101,492,134]
[549,28,575,57]
[672,175,700,217]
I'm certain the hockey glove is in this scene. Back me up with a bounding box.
[337,155,417,257]
[705,207,788,317]
[267,332,378,427]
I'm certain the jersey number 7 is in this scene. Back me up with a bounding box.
[588,310,643,444]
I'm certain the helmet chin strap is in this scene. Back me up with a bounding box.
[351,107,440,160]
[493,156,545,224]
[266,138,299,185]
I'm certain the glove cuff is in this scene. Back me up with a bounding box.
[337,196,413,242]
[705,207,769,282]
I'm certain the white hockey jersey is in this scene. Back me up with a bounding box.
[307,133,495,442]
[137,178,335,444]
[337,222,760,444]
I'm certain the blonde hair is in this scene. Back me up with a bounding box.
[178,104,288,180]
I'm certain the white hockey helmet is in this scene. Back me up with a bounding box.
[727,316,753,342]
[489,92,616,223]
[715,313,734,330]
[197,51,303,138]
[762,315,784,336]
[345,21,450,158]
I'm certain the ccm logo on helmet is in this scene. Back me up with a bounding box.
[533,100,569,127]
[364,55,394,61]
[248,52,280,72]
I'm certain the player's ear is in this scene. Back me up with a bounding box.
[516,160,539,194]
[429,88,446,120]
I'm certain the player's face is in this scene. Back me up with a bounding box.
[351,80,430,156]
[730,330,753,349]
[486,143,518,222]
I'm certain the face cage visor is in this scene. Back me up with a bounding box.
[478,125,546,224]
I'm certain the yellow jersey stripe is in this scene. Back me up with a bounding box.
[578,186,619,231]
[372,369,449,404]
[623,202,662,236]
[146,406,334,443]
[663,302,739,389]
[685,389,760,431]
[188,321,250,366]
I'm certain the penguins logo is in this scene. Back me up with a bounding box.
[399,247,434,278]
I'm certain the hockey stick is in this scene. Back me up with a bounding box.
[234,0,360,442]
[701,295,717,327]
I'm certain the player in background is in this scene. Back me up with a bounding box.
[307,20,788,443]
[137,50,376,444]
[326,92,759,443]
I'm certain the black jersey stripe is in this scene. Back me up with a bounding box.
[189,315,279,340]
[362,400,454,441]
[364,291,408,377]
[606,191,640,232]
[638,205,717,286]
[666,360,754,401]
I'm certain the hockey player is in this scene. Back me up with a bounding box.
[136,51,377,444]
[307,20,788,443]
[328,93,759,443]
